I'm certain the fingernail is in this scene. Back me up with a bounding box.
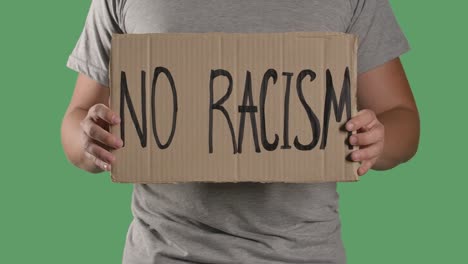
[349,136,357,145]
[103,163,109,171]
[115,138,123,147]
[113,115,121,123]
[358,168,364,176]
[353,152,360,161]
[346,122,354,131]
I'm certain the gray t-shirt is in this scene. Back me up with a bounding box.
[67,1,409,263]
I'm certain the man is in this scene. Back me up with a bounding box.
[61,1,420,263]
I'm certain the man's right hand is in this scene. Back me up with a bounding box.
[62,74,122,173]
[79,103,123,171]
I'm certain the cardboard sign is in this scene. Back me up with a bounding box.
[109,32,359,183]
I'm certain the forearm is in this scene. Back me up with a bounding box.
[372,106,420,170]
[61,108,104,173]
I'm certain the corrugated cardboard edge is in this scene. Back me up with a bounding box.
[109,33,117,183]
[109,31,361,184]
[350,35,360,182]
[110,31,357,43]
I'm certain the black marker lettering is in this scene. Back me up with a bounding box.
[209,69,237,154]
[151,67,178,149]
[120,71,147,147]
[238,71,261,153]
[281,72,293,149]
[320,67,352,150]
[294,69,321,151]
[260,69,279,151]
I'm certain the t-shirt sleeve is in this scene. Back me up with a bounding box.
[66,0,124,87]
[346,0,410,74]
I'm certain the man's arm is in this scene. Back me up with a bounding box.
[61,74,122,173]
[349,58,420,173]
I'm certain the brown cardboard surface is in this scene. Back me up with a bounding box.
[109,32,359,183]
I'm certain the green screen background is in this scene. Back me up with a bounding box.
[0,1,466,263]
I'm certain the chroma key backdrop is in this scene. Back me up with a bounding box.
[0,1,466,263]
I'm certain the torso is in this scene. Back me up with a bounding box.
[121,1,352,263]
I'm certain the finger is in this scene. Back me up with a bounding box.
[81,119,123,148]
[346,109,377,132]
[85,152,111,171]
[349,124,384,146]
[89,104,120,125]
[84,140,116,164]
[350,143,383,162]
[357,159,375,176]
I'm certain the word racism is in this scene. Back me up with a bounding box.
[119,67,352,154]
